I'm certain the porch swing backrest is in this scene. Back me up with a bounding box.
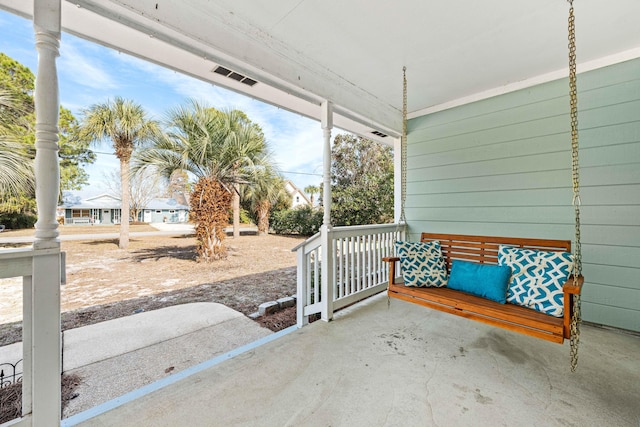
[383,232,583,344]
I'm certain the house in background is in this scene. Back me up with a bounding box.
[284,180,312,208]
[58,192,189,225]
[141,198,190,223]
[57,193,122,225]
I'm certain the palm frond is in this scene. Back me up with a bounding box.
[0,136,34,200]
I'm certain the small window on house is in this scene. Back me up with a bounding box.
[169,210,175,213]
[296,196,300,202]
[156,210,162,214]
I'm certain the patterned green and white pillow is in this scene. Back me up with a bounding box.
[498,245,574,317]
[395,241,448,288]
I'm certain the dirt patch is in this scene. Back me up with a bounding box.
[0,233,305,346]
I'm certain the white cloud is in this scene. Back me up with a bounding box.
[59,39,119,91]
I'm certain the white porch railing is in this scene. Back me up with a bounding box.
[294,223,405,326]
[0,247,64,427]
[64,217,91,225]
[0,248,34,427]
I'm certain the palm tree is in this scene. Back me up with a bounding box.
[79,97,159,249]
[241,168,289,235]
[214,109,269,239]
[0,90,34,205]
[304,184,321,206]
[134,101,270,261]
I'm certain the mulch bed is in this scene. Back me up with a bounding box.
[255,306,297,331]
[0,374,82,424]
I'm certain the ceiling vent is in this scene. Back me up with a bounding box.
[212,66,258,87]
[371,130,388,138]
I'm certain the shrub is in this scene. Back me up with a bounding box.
[227,208,253,225]
[0,213,37,230]
[270,206,322,236]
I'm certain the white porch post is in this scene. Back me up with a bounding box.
[32,0,62,425]
[321,101,333,227]
[320,101,334,321]
[393,137,402,223]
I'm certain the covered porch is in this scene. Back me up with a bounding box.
[67,292,639,426]
[0,0,639,426]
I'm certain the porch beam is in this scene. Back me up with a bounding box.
[32,0,62,425]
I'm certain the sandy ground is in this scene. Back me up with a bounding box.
[0,232,305,344]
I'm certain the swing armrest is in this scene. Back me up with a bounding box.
[563,275,584,295]
[562,275,583,340]
[382,257,401,286]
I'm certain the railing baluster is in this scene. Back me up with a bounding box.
[335,238,339,298]
[368,235,373,289]
[365,235,370,289]
[374,233,380,285]
[336,238,344,298]
[348,237,352,295]
[306,251,312,306]
[314,248,320,304]
[356,236,360,292]
[371,234,375,287]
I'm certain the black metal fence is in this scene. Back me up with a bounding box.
[0,360,22,388]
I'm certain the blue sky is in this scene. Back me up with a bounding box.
[0,10,326,195]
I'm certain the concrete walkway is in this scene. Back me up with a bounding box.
[0,303,273,417]
[72,292,640,427]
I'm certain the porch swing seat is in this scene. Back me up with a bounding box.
[383,232,584,344]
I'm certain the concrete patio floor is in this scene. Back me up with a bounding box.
[73,293,639,427]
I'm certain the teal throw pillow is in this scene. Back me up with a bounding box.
[447,260,511,303]
[498,246,574,317]
[395,241,448,288]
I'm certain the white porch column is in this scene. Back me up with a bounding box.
[393,137,402,223]
[320,101,334,321]
[321,101,333,227]
[32,0,62,425]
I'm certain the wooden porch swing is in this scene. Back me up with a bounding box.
[384,1,584,371]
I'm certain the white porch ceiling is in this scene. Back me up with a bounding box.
[3,0,640,141]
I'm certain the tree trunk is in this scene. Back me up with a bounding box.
[191,177,232,262]
[257,201,270,236]
[232,184,240,239]
[119,159,130,249]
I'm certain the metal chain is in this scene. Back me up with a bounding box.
[567,0,582,373]
[391,67,409,309]
[400,66,408,226]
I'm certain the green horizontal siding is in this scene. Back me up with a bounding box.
[407,57,640,332]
